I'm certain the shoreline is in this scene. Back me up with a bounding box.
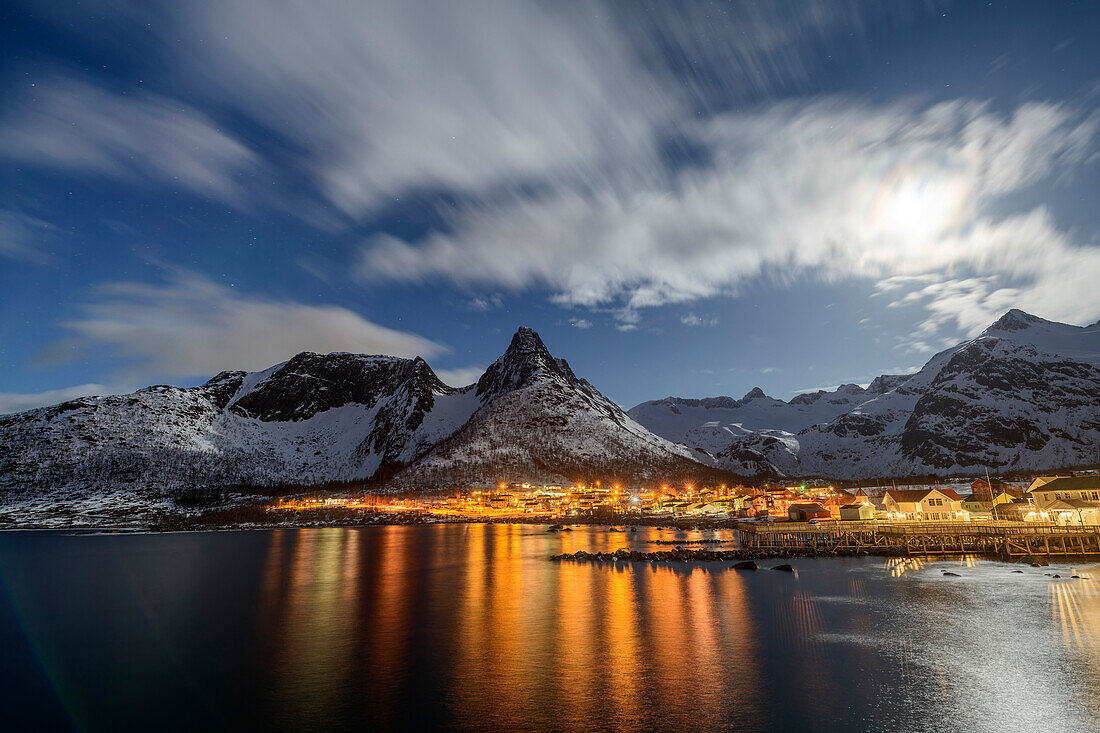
[4,519,1098,566]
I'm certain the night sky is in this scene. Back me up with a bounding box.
[2,1,1099,412]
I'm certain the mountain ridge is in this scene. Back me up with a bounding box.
[630,309,1100,479]
[5,309,1100,511]
[0,327,733,508]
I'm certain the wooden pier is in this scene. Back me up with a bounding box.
[734,520,1100,559]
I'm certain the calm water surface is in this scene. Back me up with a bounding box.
[1,524,1098,732]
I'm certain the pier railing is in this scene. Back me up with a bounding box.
[733,520,1100,557]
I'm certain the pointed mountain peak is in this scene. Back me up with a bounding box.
[511,325,542,342]
[988,308,1043,332]
[476,327,574,399]
[742,387,767,401]
[500,326,553,365]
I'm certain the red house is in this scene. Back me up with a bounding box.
[788,503,831,522]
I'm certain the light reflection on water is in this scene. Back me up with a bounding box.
[0,524,1098,732]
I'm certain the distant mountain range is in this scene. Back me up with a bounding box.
[629,309,1100,479]
[0,327,728,505]
[4,310,1100,511]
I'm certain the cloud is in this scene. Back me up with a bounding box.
[0,78,262,202]
[33,0,930,217]
[131,0,670,215]
[568,318,593,330]
[0,210,57,264]
[48,271,446,382]
[433,365,485,387]
[0,383,118,415]
[681,313,717,327]
[358,97,1099,337]
[469,295,503,312]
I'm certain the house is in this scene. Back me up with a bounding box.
[820,490,862,518]
[971,477,1008,498]
[749,495,769,517]
[1027,475,1071,493]
[839,503,875,521]
[769,490,802,516]
[882,488,968,522]
[488,493,516,510]
[788,503,831,522]
[1028,476,1100,525]
[711,497,744,513]
[993,498,1036,521]
[686,503,730,519]
[961,494,993,519]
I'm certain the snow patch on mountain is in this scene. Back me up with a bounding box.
[704,310,1100,478]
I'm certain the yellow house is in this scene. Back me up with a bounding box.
[882,488,968,522]
[962,489,1020,519]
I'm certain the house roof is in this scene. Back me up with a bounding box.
[788,503,828,512]
[1032,476,1100,493]
[1046,498,1100,511]
[884,487,963,503]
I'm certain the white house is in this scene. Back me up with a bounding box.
[882,488,968,522]
[1028,476,1100,525]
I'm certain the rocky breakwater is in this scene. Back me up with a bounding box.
[551,545,904,563]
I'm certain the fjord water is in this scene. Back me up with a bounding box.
[1,526,1097,732]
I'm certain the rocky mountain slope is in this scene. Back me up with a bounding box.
[393,327,724,488]
[627,380,902,455]
[0,328,728,508]
[632,310,1100,479]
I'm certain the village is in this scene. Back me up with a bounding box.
[270,473,1100,527]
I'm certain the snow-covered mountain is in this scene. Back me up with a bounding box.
[627,381,891,455]
[7,310,1099,508]
[394,327,721,488]
[0,327,726,506]
[0,351,482,500]
[633,309,1100,479]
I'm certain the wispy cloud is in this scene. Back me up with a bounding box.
[681,313,718,327]
[29,0,933,217]
[359,97,1099,338]
[469,295,503,312]
[46,271,445,382]
[433,365,485,387]
[0,78,263,203]
[0,210,57,264]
